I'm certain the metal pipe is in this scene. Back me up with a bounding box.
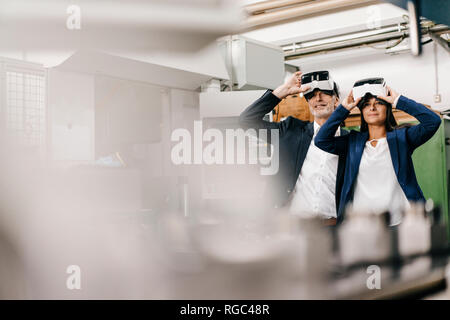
[285,30,408,59]
[429,31,450,53]
[284,25,449,60]
[407,0,421,56]
[433,42,440,100]
[281,23,408,52]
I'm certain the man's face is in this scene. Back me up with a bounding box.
[306,90,339,120]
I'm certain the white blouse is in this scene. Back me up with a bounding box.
[352,137,410,225]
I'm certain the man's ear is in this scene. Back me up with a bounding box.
[334,97,340,108]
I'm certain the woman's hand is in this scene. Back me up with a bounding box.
[342,90,361,111]
[378,86,400,108]
[272,71,311,99]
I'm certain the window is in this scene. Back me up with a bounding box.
[1,64,46,149]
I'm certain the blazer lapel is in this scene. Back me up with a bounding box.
[386,130,400,176]
[306,122,314,138]
[353,131,369,176]
[293,122,314,182]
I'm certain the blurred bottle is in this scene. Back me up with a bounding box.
[426,200,448,253]
[338,205,392,265]
[398,201,431,257]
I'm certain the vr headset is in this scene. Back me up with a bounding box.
[352,77,387,100]
[301,70,336,100]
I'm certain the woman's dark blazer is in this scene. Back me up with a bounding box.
[314,95,441,221]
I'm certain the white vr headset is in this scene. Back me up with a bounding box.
[352,77,387,100]
[301,71,335,99]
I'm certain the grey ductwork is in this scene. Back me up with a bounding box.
[218,35,285,90]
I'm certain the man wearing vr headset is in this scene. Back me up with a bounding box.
[239,71,347,225]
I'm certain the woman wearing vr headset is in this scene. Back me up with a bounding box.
[314,79,441,225]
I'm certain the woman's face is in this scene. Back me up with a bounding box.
[361,97,387,126]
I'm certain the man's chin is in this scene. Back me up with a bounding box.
[312,110,333,119]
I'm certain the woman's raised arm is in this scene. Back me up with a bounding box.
[314,91,360,156]
[378,86,441,150]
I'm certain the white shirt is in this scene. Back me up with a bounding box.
[289,122,339,219]
[352,137,410,225]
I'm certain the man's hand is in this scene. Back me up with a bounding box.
[342,90,361,111]
[272,71,311,100]
[378,86,400,108]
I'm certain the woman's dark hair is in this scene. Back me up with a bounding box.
[358,93,397,132]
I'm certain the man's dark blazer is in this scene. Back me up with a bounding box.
[314,95,442,220]
[239,90,348,220]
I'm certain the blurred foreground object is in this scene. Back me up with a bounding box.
[0,0,243,52]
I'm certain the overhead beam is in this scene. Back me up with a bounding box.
[241,0,381,31]
[245,0,312,15]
